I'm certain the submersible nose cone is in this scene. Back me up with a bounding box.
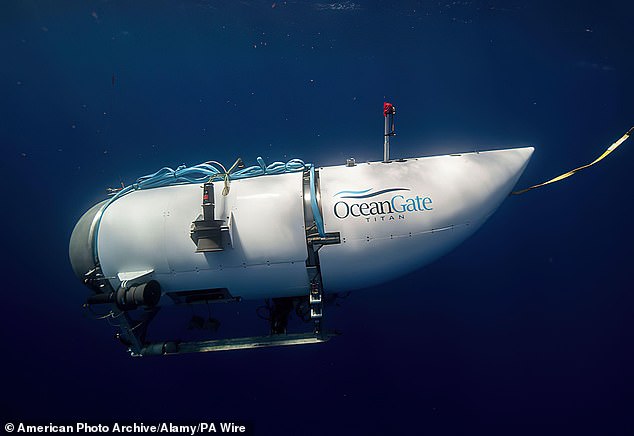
[69,200,108,281]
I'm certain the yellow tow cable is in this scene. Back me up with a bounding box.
[512,126,633,195]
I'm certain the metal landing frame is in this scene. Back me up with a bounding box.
[137,331,338,356]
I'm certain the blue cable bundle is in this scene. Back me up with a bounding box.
[111,157,307,202]
[92,157,310,259]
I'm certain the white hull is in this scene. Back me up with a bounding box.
[80,147,533,300]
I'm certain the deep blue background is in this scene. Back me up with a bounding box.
[1,1,633,434]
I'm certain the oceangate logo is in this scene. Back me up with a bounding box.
[333,188,433,222]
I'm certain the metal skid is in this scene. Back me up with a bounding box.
[108,294,335,356]
[138,331,335,356]
[83,265,337,356]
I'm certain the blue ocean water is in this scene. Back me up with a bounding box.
[1,1,633,434]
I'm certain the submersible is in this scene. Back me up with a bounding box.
[69,103,534,355]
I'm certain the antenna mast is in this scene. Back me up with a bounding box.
[383,102,396,162]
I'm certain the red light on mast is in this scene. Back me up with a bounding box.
[383,102,395,117]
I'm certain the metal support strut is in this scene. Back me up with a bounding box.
[310,281,323,334]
